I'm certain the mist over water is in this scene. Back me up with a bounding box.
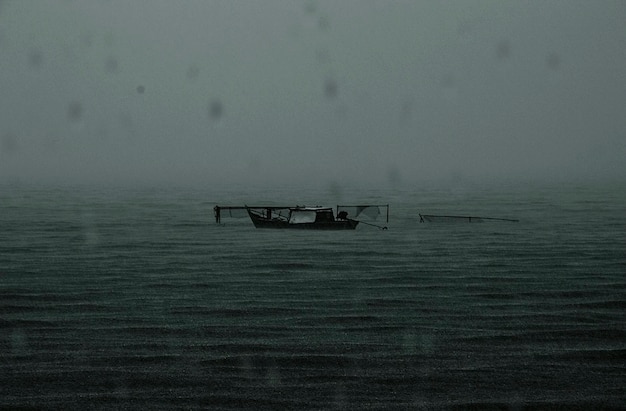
[1,2,625,409]
[0,1,624,188]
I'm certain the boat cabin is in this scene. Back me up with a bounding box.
[288,207,335,224]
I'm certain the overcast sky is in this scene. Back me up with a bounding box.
[1,0,624,188]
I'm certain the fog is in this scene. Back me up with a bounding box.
[1,0,624,188]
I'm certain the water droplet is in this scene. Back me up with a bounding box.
[327,181,343,200]
[324,78,338,98]
[67,101,83,122]
[304,0,317,14]
[457,20,474,39]
[105,56,118,73]
[318,15,330,31]
[28,49,43,69]
[315,48,331,64]
[186,65,200,80]
[440,74,458,101]
[1,133,18,154]
[119,112,133,131]
[387,165,402,186]
[208,99,223,120]
[441,74,455,88]
[546,52,561,70]
[399,98,413,124]
[80,32,94,48]
[496,40,510,60]
[136,85,145,94]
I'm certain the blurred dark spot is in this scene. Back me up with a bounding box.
[324,78,338,99]
[440,74,458,100]
[399,98,413,124]
[304,0,317,14]
[80,32,94,48]
[441,74,455,89]
[67,101,83,122]
[318,15,330,31]
[546,52,561,70]
[334,104,348,121]
[316,48,331,64]
[457,20,473,38]
[119,112,133,131]
[105,56,118,73]
[1,133,18,154]
[496,40,510,60]
[136,85,145,94]
[104,32,115,47]
[44,134,60,151]
[28,49,44,69]
[387,165,402,186]
[208,99,223,121]
[327,181,343,200]
[186,65,200,80]
[247,156,261,173]
[95,125,109,141]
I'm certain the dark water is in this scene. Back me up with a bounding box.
[1,182,625,410]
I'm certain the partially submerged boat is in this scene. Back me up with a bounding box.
[419,214,519,223]
[248,206,358,230]
[214,204,388,230]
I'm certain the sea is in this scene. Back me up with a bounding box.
[1,181,624,410]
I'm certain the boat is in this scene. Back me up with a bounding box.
[248,206,358,230]
[214,204,388,230]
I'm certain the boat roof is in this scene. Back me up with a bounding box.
[214,205,332,211]
[290,206,332,211]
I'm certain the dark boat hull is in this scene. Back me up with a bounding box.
[247,210,359,230]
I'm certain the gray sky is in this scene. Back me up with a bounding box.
[1,0,625,188]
